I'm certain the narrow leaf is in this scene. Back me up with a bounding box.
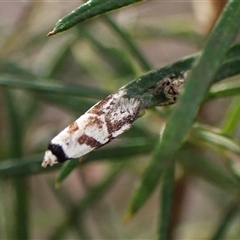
[3,89,29,240]
[48,0,144,36]
[78,27,136,77]
[0,75,108,99]
[190,123,240,154]
[49,165,123,239]
[0,139,152,177]
[222,97,240,135]
[102,14,152,71]
[158,164,175,240]
[208,76,240,100]
[210,201,240,240]
[179,150,240,192]
[55,160,80,188]
[55,138,153,185]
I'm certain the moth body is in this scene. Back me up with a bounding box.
[42,90,141,167]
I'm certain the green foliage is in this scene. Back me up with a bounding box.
[47,0,144,36]
[1,0,240,239]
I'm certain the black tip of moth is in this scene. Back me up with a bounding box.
[48,143,68,163]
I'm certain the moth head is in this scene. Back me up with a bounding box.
[42,150,58,168]
[42,143,68,167]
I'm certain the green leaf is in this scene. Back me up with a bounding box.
[190,123,240,154]
[190,124,240,184]
[0,156,57,177]
[221,97,240,135]
[78,27,137,77]
[47,0,144,36]
[226,43,240,60]
[102,15,152,71]
[126,0,240,218]
[2,89,29,240]
[132,16,204,46]
[208,76,240,100]
[49,164,123,239]
[55,160,80,188]
[210,201,240,240]
[179,150,240,192]
[0,74,108,99]
[3,89,23,157]
[214,58,240,83]
[158,164,175,240]
[38,94,95,115]
[55,138,153,185]
[0,139,152,177]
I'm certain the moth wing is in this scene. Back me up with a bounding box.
[104,97,141,138]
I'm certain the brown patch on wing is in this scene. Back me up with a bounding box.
[78,134,102,148]
[68,122,79,133]
[85,116,104,129]
[104,98,140,135]
[88,94,114,115]
[105,115,135,135]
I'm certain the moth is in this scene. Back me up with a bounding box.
[42,90,141,167]
[42,72,187,167]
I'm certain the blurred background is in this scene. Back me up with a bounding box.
[2,1,240,239]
